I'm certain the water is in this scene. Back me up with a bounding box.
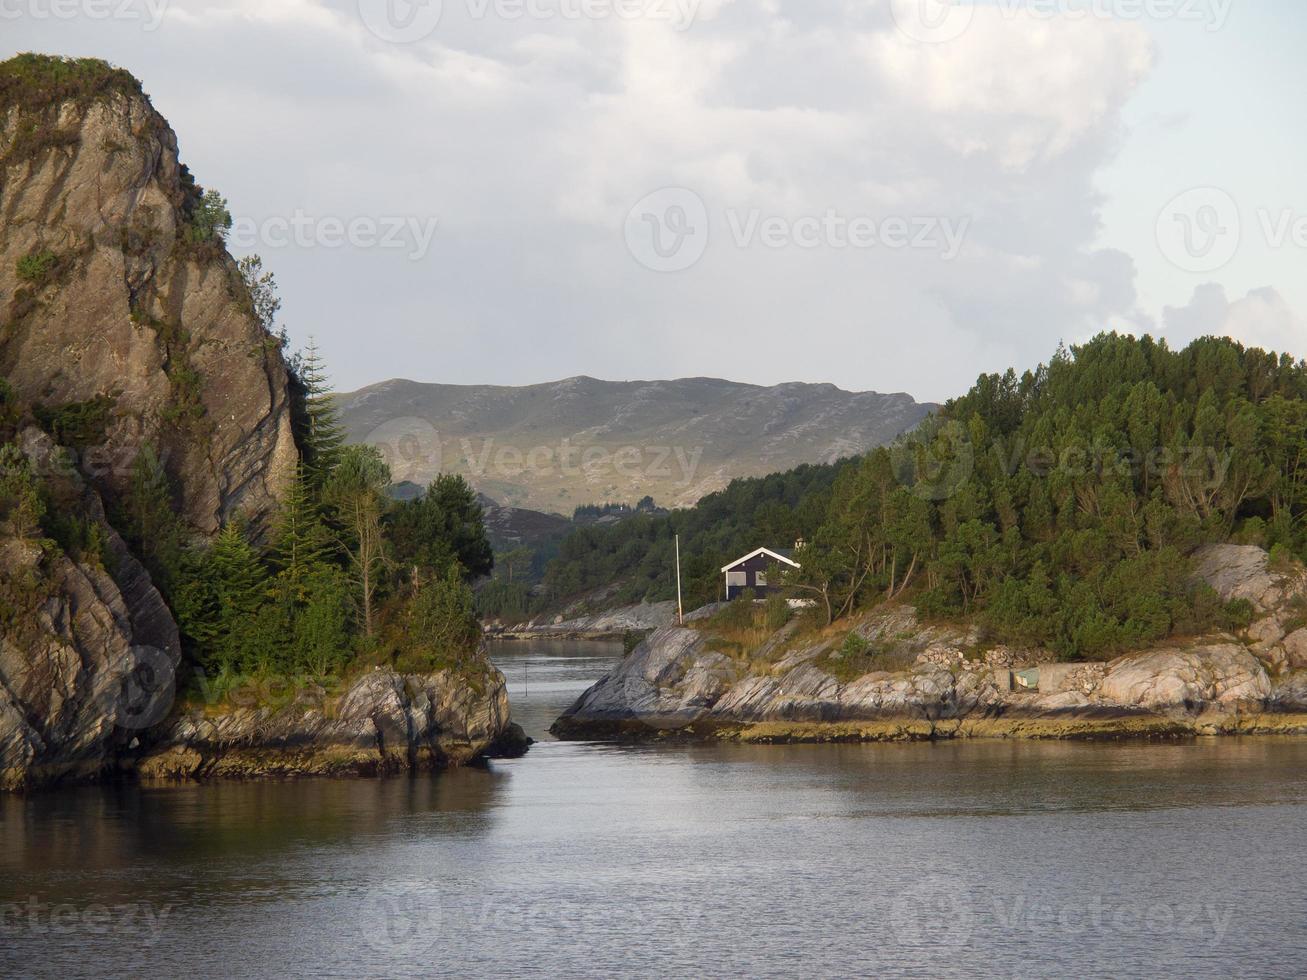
[3,640,1307,979]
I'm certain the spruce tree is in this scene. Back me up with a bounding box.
[299,339,347,490]
[208,522,270,670]
[270,463,336,604]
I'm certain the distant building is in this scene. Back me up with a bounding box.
[721,547,801,601]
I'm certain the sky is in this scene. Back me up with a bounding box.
[3,0,1304,401]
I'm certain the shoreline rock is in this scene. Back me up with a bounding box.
[134,661,525,784]
[553,546,1307,745]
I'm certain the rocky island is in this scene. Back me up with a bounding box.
[555,545,1307,742]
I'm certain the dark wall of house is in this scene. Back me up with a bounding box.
[724,555,787,600]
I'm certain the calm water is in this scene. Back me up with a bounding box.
[3,639,1307,979]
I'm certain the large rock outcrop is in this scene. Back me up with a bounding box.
[555,546,1307,742]
[0,59,523,791]
[0,57,296,534]
[137,662,528,782]
[0,428,183,791]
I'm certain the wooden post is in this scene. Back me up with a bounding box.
[675,534,684,626]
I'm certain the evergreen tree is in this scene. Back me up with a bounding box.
[298,339,347,490]
[208,522,271,670]
[389,474,493,582]
[270,463,336,604]
[294,565,354,676]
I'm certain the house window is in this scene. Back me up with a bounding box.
[726,571,747,588]
[755,573,767,588]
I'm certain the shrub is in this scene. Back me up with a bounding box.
[34,396,114,449]
[0,54,141,113]
[764,596,791,630]
[840,631,870,658]
[399,567,482,672]
[16,250,57,285]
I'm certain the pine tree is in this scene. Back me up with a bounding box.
[299,339,347,490]
[270,463,336,604]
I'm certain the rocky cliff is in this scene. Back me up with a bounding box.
[0,55,296,534]
[0,57,521,791]
[554,545,1307,742]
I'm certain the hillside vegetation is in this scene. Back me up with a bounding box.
[542,334,1307,660]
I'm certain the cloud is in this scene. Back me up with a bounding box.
[1163,284,1307,360]
[1,0,1182,400]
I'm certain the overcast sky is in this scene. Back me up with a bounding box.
[5,1,1304,400]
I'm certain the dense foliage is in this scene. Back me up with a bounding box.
[540,335,1307,660]
[0,54,142,113]
[541,462,845,610]
[0,257,495,690]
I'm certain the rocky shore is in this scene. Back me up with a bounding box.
[136,665,529,783]
[554,545,1307,743]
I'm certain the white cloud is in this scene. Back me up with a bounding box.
[9,0,1287,400]
[1164,284,1307,360]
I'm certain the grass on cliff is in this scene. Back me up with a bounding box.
[0,54,143,114]
[690,595,792,659]
[814,631,916,684]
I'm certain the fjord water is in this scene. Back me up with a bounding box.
[4,641,1307,979]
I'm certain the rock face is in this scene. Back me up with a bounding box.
[0,61,522,791]
[555,547,1307,742]
[0,429,183,791]
[137,662,528,782]
[0,61,296,534]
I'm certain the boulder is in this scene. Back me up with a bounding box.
[1099,645,1271,710]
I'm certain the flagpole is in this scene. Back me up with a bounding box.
[675,534,684,626]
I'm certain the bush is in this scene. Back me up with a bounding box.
[840,631,870,658]
[16,250,57,285]
[34,396,114,449]
[399,567,482,671]
[764,596,791,630]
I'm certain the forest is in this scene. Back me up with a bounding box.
[0,254,494,693]
[535,334,1307,660]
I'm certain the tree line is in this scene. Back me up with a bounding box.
[538,334,1307,660]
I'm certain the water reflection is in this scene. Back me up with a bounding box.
[1,641,1305,979]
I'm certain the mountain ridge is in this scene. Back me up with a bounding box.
[339,375,936,514]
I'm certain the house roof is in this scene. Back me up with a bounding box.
[721,547,802,573]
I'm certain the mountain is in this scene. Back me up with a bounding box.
[339,376,935,514]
